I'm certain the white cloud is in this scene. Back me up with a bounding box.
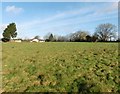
[1,25,6,31]
[103,2,118,12]
[91,2,118,17]
[0,24,7,38]
[18,3,115,29]
[18,6,92,29]
[5,6,23,14]
[111,2,118,10]
[0,24,7,32]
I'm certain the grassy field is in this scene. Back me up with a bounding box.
[2,42,119,92]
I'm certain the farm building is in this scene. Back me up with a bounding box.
[30,39,39,42]
[10,39,22,42]
[39,39,45,42]
[30,38,45,42]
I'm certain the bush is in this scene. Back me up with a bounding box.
[1,38,10,42]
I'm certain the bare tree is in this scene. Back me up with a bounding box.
[57,36,68,42]
[95,23,117,41]
[70,31,88,42]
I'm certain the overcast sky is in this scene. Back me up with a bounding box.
[1,1,118,39]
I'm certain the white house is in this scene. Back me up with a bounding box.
[30,39,39,42]
[11,39,22,42]
[14,39,22,42]
[30,38,45,42]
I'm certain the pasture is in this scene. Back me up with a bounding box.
[2,42,119,92]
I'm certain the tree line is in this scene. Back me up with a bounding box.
[1,22,119,42]
[43,23,118,42]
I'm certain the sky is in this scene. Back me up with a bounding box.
[0,1,118,39]
[1,0,119,2]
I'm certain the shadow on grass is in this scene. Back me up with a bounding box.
[68,77,101,93]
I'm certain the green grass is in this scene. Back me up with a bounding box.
[2,42,119,92]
